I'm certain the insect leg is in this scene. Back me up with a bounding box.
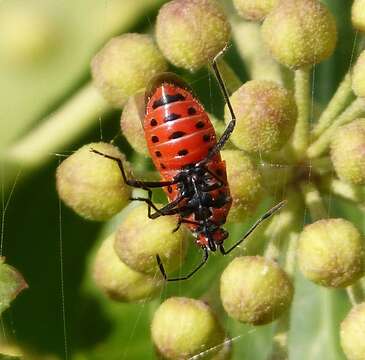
[133,194,185,219]
[90,149,176,188]
[172,218,200,233]
[200,48,237,164]
[156,246,209,282]
[220,201,286,255]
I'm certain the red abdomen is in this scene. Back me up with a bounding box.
[144,74,232,244]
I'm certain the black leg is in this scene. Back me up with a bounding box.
[90,149,176,188]
[156,247,209,282]
[132,194,185,219]
[172,217,200,233]
[220,201,286,255]
[200,47,237,164]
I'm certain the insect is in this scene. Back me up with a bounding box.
[92,49,285,281]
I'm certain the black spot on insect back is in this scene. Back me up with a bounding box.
[152,93,186,109]
[188,107,197,115]
[196,121,205,129]
[152,136,159,143]
[178,149,188,156]
[170,131,186,139]
[165,113,181,122]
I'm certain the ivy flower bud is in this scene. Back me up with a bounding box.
[330,119,365,185]
[220,256,293,325]
[262,0,337,69]
[225,80,297,153]
[352,0,365,32]
[120,92,149,156]
[56,142,131,221]
[340,302,365,360]
[114,204,188,275]
[0,4,55,65]
[352,50,365,98]
[233,0,279,21]
[91,34,168,108]
[151,297,225,359]
[0,258,28,315]
[92,233,163,302]
[297,219,365,287]
[221,150,263,223]
[156,0,230,71]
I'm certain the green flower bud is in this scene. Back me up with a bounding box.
[0,258,28,315]
[120,92,149,156]
[340,302,365,360]
[0,3,55,65]
[261,0,337,69]
[220,256,293,325]
[297,219,365,287]
[56,142,131,221]
[151,297,225,359]
[156,0,230,71]
[91,34,168,108]
[352,0,365,32]
[233,0,279,21]
[225,80,297,153]
[114,204,188,275]
[330,119,365,185]
[352,51,365,98]
[221,150,263,223]
[92,233,163,302]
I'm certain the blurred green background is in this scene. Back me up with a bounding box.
[0,0,363,359]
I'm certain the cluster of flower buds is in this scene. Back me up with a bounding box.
[55,0,365,358]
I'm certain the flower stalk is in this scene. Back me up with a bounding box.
[307,97,365,158]
[291,68,311,160]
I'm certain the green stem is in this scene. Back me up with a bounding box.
[312,73,353,138]
[346,283,365,306]
[5,83,111,168]
[231,20,283,85]
[307,97,365,159]
[300,181,327,221]
[266,191,302,360]
[291,68,311,160]
[319,177,365,204]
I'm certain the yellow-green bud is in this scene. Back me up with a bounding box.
[0,3,55,65]
[221,150,263,223]
[151,297,225,359]
[120,92,149,156]
[261,0,337,69]
[352,0,365,32]
[233,0,279,21]
[352,51,365,98]
[56,142,131,221]
[330,119,365,185]
[0,258,28,315]
[340,302,365,360]
[156,0,231,71]
[225,80,297,153]
[220,256,293,325]
[114,204,188,275]
[92,233,163,302]
[91,34,168,108]
[297,219,365,288]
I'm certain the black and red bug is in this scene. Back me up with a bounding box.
[92,49,285,281]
